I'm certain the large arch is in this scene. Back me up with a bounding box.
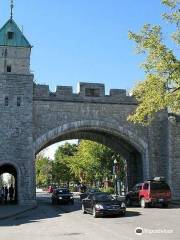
[34,120,149,187]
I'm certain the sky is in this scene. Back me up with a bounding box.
[0,0,178,158]
[0,0,177,93]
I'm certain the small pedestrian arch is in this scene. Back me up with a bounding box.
[0,163,18,204]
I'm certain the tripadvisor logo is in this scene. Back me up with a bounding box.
[135,227,143,235]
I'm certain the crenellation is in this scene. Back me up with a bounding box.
[110,89,126,96]
[77,82,105,97]
[56,86,73,96]
[33,84,49,97]
[33,82,137,104]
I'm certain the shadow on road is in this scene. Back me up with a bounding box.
[124,210,141,217]
[0,202,63,227]
[0,194,83,227]
[0,193,143,226]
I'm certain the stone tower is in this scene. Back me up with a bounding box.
[0,17,36,205]
[0,19,31,74]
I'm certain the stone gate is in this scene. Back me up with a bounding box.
[0,18,179,205]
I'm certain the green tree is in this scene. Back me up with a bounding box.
[36,141,126,188]
[36,154,52,187]
[69,140,125,185]
[52,143,77,186]
[128,0,180,125]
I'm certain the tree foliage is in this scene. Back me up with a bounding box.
[128,0,180,125]
[0,175,5,186]
[35,141,125,187]
[36,154,52,187]
[52,143,77,186]
[68,140,125,184]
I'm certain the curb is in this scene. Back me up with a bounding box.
[0,205,37,220]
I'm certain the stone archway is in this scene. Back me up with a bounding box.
[0,163,18,203]
[34,120,149,187]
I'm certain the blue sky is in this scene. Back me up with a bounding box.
[0,0,177,93]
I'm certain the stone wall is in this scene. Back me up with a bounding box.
[168,115,180,199]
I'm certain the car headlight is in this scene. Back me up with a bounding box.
[121,202,126,208]
[95,204,104,210]
[59,197,62,199]
[70,196,73,199]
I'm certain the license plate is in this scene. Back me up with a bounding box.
[158,198,164,202]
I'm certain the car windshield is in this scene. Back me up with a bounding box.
[56,189,70,194]
[151,182,170,190]
[132,184,142,191]
[94,193,114,201]
[88,188,100,193]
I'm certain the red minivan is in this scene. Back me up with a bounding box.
[126,177,171,208]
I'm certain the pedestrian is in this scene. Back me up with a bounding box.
[0,187,5,204]
[4,186,8,203]
[80,183,87,193]
[9,184,14,202]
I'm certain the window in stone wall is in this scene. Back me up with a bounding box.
[85,88,100,97]
[4,96,9,106]
[7,31,14,40]
[17,97,21,107]
[7,65,11,72]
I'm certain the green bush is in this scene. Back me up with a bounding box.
[100,187,114,194]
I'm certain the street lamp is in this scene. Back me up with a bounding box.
[113,159,118,198]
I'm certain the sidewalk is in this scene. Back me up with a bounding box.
[0,204,37,220]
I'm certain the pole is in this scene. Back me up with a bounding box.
[115,174,118,199]
[113,159,118,199]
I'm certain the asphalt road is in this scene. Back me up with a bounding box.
[0,192,179,240]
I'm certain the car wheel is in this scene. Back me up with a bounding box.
[82,204,87,214]
[119,211,126,217]
[140,197,147,208]
[126,197,132,206]
[92,207,98,218]
[147,202,152,208]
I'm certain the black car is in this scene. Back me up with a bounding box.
[51,188,74,205]
[82,192,126,218]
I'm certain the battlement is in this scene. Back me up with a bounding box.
[33,82,137,104]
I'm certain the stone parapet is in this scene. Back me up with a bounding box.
[33,82,137,104]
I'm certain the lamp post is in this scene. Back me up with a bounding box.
[114,159,118,198]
